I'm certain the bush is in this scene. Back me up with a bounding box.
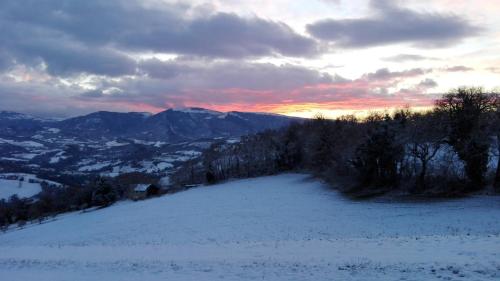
[91,179,117,207]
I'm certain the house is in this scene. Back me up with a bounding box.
[130,184,160,200]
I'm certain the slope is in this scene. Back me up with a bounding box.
[0,174,499,280]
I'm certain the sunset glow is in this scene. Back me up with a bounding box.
[0,0,498,118]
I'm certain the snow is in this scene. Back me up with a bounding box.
[132,139,166,147]
[1,157,25,162]
[0,173,61,199]
[138,112,152,118]
[178,150,201,156]
[0,111,47,121]
[78,162,113,172]
[156,162,174,170]
[105,140,129,147]
[46,128,60,133]
[133,184,150,192]
[0,174,499,280]
[159,176,170,187]
[12,153,38,160]
[49,151,66,164]
[0,138,44,148]
[174,107,222,115]
[0,179,42,200]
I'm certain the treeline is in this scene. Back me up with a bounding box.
[0,172,159,231]
[172,87,500,197]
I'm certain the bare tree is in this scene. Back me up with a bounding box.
[435,87,497,189]
[492,93,500,191]
[407,112,445,192]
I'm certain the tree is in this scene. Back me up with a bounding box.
[280,122,304,170]
[407,112,445,192]
[492,93,500,191]
[307,115,336,172]
[435,87,497,190]
[91,179,117,207]
[352,121,404,192]
[0,199,9,231]
[8,195,30,222]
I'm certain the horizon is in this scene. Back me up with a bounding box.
[2,104,436,120]
[0,0,499,118]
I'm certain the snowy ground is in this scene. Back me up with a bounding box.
[0,179,41,200]
[0,174,499,280]
[0,173,61,200]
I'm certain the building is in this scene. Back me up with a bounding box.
[130,184,160,200]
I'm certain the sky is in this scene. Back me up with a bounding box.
[0,0,499,118]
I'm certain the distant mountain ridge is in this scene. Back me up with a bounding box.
[0,108,301,141]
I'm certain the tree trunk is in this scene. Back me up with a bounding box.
[495,137,500,192]
[414,159,427,194]
[495,156,500,192]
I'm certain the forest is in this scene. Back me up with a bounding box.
[172,87,500,198]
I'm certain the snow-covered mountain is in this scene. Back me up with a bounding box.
[0,108,300,179]
[0,111,55,137]
[139,108,297,141]
[1,108,299,141]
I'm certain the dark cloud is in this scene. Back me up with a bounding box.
[80,89,105,98]
[0,52,13,72]
[361,68,430,82]
[135,12,318,58]
[0,0,474,117]
[0,0,318,77]
[417,78,438,89]
[306,0,481,48]
[0,62,436,117]
[441,65,474,72]
[73,63,432,114]
[137,60,335,91]
[0,76,87,117]
[138,59,189,80]
[382,54,439,62]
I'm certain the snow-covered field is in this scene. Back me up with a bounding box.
[0,174,499,280]
[0,174,61,200]
[0,179,42,200]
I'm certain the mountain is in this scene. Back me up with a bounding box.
[0,108,300,177]
[139,108,296,141]
[57,111,151,139]
[52,108,299,141]
[0,111,55,137]
[0,108,298,141]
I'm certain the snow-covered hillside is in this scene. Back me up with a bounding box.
[0,174,499,280]
[0,179,41,200]
[0,174,61,200]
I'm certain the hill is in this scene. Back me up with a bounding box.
[0,108,299,141]
[0,108,300,180]
[0,174,499,280]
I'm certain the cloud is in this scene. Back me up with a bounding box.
[319,0,341,4]
[441,65,474,72]
[416,78,438,89]
[382,54,439,62]
[138,59,336,91]
[0,0,465,117]
[0,57,435,117]
[360,68,430,82]
[70,64,433,115]
[486,67,500,74]
[306,0,481,48]
[0,0,319,74]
